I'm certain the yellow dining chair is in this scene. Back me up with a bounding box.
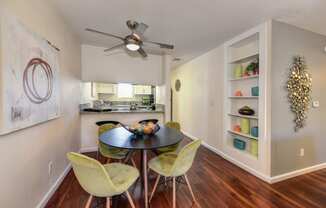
[156,122,181,154]
[67,152,139,208]
[98,123,136,166]
[148,139,201,208]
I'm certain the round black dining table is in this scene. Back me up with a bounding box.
[99,126,184,208]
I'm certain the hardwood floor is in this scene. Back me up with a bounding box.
[46,139,326,208]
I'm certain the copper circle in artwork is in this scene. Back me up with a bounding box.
[175,79,181,92]
[23,58,54,104]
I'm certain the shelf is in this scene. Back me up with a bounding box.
[229,75,259,81]
[229,96,258,99]
[228,130,258,140]
[228,113,258,120]
[229,53,259,64]
[230,144,259,159]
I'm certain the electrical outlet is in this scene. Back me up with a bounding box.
[300,148,305,157]
[312,101,319,108]
[48,161,53,177]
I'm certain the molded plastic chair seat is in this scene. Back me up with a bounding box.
[104,163,139,193]
[148,140,201,208]
[99,142,129,160]
[156,122,181,154]
[67,152,138,208]
[148,153,178,176]
[96,120,121,126]
[98,123,130,162]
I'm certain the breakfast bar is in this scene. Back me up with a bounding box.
[80,109,165,151]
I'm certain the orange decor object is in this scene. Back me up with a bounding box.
[234,90,243,96]
[233,125,241,132]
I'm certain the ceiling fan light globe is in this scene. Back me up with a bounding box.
[126,43,140,51]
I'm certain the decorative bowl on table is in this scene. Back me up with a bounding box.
[121,120,160,136]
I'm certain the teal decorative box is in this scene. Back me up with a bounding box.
[251,86,259,96]
[233,138,246,150]
[251,126,259,137]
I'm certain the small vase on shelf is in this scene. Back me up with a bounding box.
[240,118,250,134]
[234,65,243,78]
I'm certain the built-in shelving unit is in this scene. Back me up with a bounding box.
[222,22,270,180]
[229,53,259,64]
[228,113,258,120]
[229,75,259,81]
[223,23,270,172]
[228,130,258,140]
[228,96,258,99]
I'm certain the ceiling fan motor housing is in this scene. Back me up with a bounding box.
[126,20,138,30]
[125,35,142,46]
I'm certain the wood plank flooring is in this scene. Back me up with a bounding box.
[46,139,326,208]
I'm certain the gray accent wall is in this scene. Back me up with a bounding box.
[271,21,326,176]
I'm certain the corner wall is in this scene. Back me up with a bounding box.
[271,20,326,176]
[0,1,81,207]
[171,46,224,150]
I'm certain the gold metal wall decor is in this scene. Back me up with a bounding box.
[287,56,312,131]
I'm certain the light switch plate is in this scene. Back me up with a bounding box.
[312,101,319,108]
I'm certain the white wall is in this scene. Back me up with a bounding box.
[82,44,164,85]
[81,82,97,104]
[171,46,224,150]
[0,1,81,207]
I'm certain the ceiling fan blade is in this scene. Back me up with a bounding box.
[104,43,125,52]
[144,40,174,49]
[135,23,148,35]
[85,28,125,41]
[138,47,148,57]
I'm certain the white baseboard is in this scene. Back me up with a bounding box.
[270,162,326,183]
[182,130,325,184]
[203,141,271,183]
[36,164,71,208]
[182,130,272,183]
[79,146,98,153]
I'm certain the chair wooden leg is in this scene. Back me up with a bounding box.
[106,197,111,208]
[150,175,161,201]
[126,191,136,208]
[131,158,137,167]
[106,158,111,164]
[184,174,199,207]
[85,195,93,208]
[173,177,176,208]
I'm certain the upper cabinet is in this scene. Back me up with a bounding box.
[82,45,164,85]
[95,83,116,94]
[134,85,152,95]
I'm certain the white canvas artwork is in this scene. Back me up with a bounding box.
[0,11,60,135]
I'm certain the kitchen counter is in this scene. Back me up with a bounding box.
[80,107,165,149]
[80,109,164,114]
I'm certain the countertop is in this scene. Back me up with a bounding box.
[80,109,164,114]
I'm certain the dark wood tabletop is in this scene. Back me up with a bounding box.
[99,126,184,150]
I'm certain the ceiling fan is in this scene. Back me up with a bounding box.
[85,20,174,57]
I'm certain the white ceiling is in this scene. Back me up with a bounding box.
[51,0,325,66]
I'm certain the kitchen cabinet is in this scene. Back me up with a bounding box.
[95,83,116,94]
[134,85,152,95]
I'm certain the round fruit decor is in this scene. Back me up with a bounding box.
[121,121,160,136]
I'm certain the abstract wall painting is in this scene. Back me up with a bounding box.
[0,11,61,135]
